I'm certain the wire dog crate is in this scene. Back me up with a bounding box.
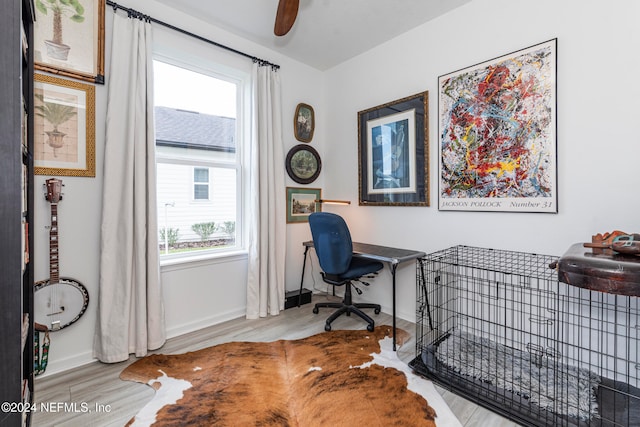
[409,245,640,427]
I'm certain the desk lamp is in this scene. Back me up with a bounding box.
[314,199,351,205]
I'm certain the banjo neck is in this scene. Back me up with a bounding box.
[36,177,89,332]
[49,202,59,284]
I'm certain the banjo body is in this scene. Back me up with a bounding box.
[34,277,89,331]
[34,178,89,331]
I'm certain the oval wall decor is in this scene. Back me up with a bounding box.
[294,103,315,142]
[286,144,321,184]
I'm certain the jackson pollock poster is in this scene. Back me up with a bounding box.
[438,39,557,213]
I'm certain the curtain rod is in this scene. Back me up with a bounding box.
[105,0,280,70]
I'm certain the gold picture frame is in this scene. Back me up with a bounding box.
[34,73,96,177]
[34,0,106,84]
[358,91,429,206]
[294,103,315,142]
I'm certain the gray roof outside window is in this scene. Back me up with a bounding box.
[155,106,236,152]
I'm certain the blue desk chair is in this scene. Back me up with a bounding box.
[308,212,383,332]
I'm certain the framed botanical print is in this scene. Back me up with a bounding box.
[358,92,429,206]
[34,73,96,177]
[34,0,106,83]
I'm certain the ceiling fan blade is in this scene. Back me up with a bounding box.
[274,0,299,36]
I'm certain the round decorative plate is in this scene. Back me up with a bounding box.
[285,144,321,184]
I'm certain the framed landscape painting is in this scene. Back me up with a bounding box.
[285,144,322,184]
[358,92,429,206]
[438,39,557,213]
[286,187,321,223]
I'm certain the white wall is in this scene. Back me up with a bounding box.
[34,0,326,376]
[321,0,640,322]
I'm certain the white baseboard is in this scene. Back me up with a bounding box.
[36,308,246,379]
[35,351,95,379]
[165,307,246,339]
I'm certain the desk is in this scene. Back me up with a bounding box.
[299,240,425,350]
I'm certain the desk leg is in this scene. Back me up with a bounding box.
[391,262,398,351]
[298,246,310,307]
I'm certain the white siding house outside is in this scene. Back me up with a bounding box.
[157,163,236,242]
[155,106,237,249]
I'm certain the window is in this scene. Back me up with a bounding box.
[193,167,209,200]
[154,59,243,258]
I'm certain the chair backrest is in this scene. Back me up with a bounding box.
[308,212,353,275]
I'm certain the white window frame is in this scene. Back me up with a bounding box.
[153,54,250,264]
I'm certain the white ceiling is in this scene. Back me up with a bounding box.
[153,0,472,70]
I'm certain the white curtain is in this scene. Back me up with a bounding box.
[246,64,286,319]
[94,13,165,363]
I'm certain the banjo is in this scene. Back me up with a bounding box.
[34,178,89,331]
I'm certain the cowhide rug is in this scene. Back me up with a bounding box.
[121,325,461,426]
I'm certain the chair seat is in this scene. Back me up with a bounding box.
[322,257,383,285]
[341,257,383,280]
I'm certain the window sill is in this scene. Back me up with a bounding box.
[160,249,248,272]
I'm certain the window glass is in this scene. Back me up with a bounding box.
[154,60,241,258]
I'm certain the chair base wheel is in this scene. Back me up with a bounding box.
[313,292,381,333]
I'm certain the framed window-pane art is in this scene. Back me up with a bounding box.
[438,39,557,213]
[358,91,429,206]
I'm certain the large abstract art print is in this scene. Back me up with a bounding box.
[438,39,557,213]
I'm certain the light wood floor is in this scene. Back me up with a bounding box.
[33,295,521,427]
